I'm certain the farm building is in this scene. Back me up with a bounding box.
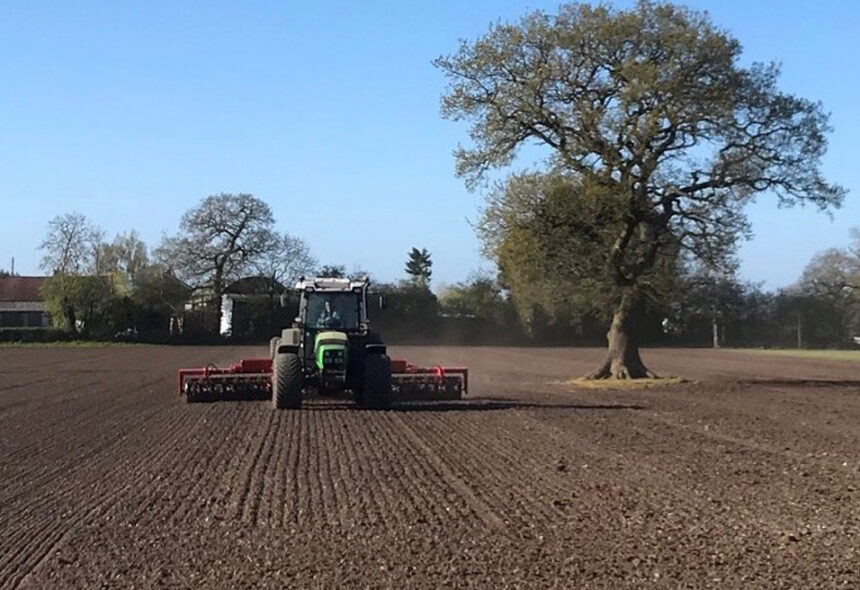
[0,276,51,327]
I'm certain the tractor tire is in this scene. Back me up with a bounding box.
[269,337,280,358]
[358,353,392,410]
[272,352,303,410]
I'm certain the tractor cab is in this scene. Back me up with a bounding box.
[296,277,367,333]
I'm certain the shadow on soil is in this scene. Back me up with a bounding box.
[185,394,645,412]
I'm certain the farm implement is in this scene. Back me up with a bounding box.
[178,277,468,408]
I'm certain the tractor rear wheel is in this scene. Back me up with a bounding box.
[272,352,303,409]
[358,354,392,410]
[269,337,280,358]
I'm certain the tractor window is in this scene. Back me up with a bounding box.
[305,293,360,330]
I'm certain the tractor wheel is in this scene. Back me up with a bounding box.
[269,337,280,358]
[358,354,392,410]
[272,352,303,409]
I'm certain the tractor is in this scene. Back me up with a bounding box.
[178,277,468,408]
[270,276,392,409]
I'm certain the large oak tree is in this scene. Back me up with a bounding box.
[436,1,845,378]
[157,193,279,327]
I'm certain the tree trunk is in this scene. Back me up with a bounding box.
[62,296,77,336]
[586,292,657,380]
[213,268,224,336]
[796,311,803,349]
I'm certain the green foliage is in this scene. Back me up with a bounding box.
[41,274,116,336]
[404,247,432,287]
[97,231,149,288]
[481,173,683,326]
[439,273,515,324]
[373,281,440,342]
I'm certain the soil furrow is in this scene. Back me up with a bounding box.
[280,409,302,528]
[169,403,256,525]
[389,413,506,532]
[2,390,200,588]
[240,408,281,526]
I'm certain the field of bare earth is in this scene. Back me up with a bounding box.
[2,345,859,588]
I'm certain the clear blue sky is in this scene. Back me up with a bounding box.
[1,1,857,290]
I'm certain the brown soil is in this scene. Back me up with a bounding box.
[2,345,860,589]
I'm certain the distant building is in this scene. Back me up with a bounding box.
[0,276,51,327]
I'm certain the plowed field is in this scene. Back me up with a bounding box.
[2,346,860,588]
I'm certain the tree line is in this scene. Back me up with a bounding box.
[1,193,453,341]
[2,187,858,347]
[25,194,315,338]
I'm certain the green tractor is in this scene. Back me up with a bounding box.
[179,276,467,406]
[269,277,392,410]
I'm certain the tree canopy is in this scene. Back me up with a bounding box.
[255,234,317,291]
[157,194,276,291]
[98,231,149,288]
[39,212,102,275]
[437,0,845,377]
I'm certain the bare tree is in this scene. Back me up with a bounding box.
[254,233,317,292]
[797,235,860,343]
[156,193,278,326]
[39,212,102,274]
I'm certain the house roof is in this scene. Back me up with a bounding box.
[0,277,47,302]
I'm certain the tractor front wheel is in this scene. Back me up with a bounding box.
[272,352,303,409]
[358,354,392,410]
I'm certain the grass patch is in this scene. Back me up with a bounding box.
[732,348,860,362]
[564,377,689,390]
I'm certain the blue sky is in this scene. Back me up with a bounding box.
[0,1,857,290]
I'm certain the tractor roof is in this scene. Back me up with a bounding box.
[295,277,369,292]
